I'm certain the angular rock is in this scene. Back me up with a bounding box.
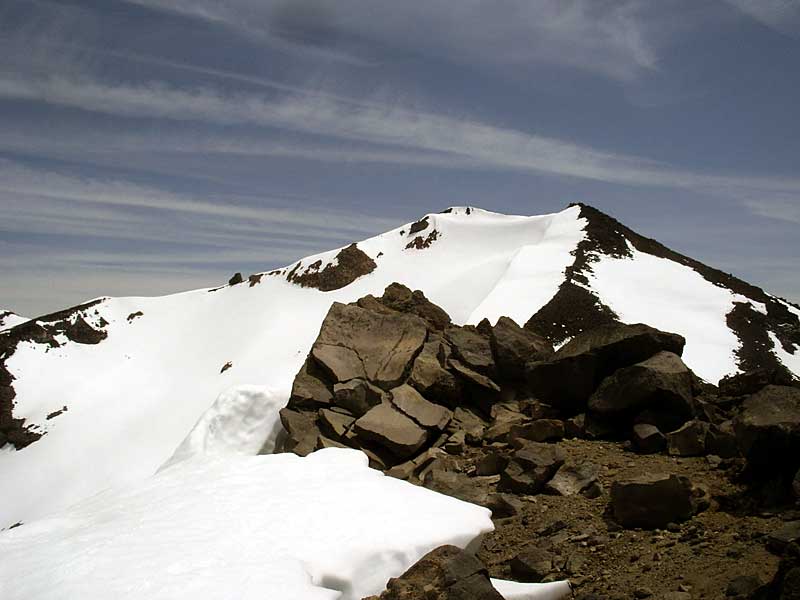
[545,463,600,496]
[314,302,428,388]
[564,414,586,439]
[371,283,451,331]
[488,316,553,380]
[611,474,695,529]
[444,430,466,455]
[719,367,796,397]
[332,378,383,417]
[509,419,564,446]
[312,344,366,383]
[475,453,509,477]
[525,353,598,413]
[706,421,740,459]
[768,522,800,554]
[557,322,686,374]
[445,325,496,377]
[487,493,524,518]
[423,467,490,507]
[589,351,694,423]
[451,407,488,444]
[734,385,800,475]
[632,423,666,454]
[389,384,452,430]
[483,414,530,444]
[317,408,355,440]
[289,363,333,409]
[278,408,320,457]
[368,545,504,600]
[449,359,501,393]
[667,420,709,457]
[509,546,554,582]
[408,340,461,404]
[352,402,428,459]
[498,442,566,495]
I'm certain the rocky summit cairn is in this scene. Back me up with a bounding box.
[275,282,800,598]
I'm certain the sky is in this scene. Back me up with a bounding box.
[1,0,799,317]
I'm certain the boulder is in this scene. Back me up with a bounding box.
[423,467,490,507]
[589,352,694,424]
[487,316,553,380]
[448,360,501,394]
[508,419,564,445]
[706,421,740,459]
[352,402,428,459]
[389,384,452,430]
[632,423,666,454]
[313,302,428,388]
[487,493,524,518]
[719,368,797,397]
[227,272,243,285]
[289,364,333,409]
[408,340,461,404]
[545,463,600,496]
[475,453,509,477]
[610,474,695,529]
[366,545,504,600]
[332,379,383,417]
[525,354,597,413]
[765,542,800,600]
[733,385,800,474]
[445,325,496,377]
[556,322,686,375]
[509,546,555,582]
[564,414,586,439]
[667,420,709,457]
[451,407,488,444]
[498,442,566,495]
[367,283,451,331]
[317,408,355,440]
[278,408,320,456]
[768,522,800,554]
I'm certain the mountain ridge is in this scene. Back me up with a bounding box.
[1,203,798,525]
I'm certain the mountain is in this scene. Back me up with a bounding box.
[1,204,798,526]
[0,310,28,332]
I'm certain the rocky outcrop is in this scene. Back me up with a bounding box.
[287,243,377,291]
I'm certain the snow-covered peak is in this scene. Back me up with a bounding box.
[0,203,798,527]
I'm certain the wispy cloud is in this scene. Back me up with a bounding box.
[722,0,800,36]
[122,0,661,80]
[2,73,800,202]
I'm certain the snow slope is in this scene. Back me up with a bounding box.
[0,310,27,332]
[0,448,495,600]
[1,204,798,526]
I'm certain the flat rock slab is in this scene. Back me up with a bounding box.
[389,384,452,430]
[353,402,428,459]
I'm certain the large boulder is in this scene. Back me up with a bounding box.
[588,352,694,429]
[631,423,666,454]
[361,282,451,331]
[525,353,598,414]
[408,340,462,405]
[666,420,709,457]
[289,363,333,409]
[610,474,695,529]
[484,316,553,380]
[364,545,504,600]
[733,385,800,475]
[313,302,428,389]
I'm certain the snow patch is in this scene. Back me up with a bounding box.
[769,332,800,378]
[159,385,287,470]
[491,579,572,600]
[587,246,744,383]
[0,310,28,332]
[0,449,493,600]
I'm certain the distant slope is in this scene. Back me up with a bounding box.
[0,310,28,332]
[0,204,798,526]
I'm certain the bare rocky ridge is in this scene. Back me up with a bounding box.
[287,243,377,291]
[278,282,800,600]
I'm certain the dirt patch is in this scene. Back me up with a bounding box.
[476,438,783,599]
[287,244,377,292]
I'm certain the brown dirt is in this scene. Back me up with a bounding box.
[466,438,784,599]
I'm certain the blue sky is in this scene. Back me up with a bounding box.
[1,0,799,316]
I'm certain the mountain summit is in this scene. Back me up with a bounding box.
[1,203,798,525]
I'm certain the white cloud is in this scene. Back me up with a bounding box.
[722,0,800,35]
[2,73,800,201]
[123,0,661,79]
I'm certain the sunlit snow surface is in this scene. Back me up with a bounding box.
[0,310,28,332]
[0,449,494,600]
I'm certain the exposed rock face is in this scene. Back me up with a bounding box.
[287,243,377,291]
[733,385,800,475]
[361,282,451,331]
[610,474,695,529]
[485,316,553,380]
[363,545,504,600]
[313,302,428,389]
